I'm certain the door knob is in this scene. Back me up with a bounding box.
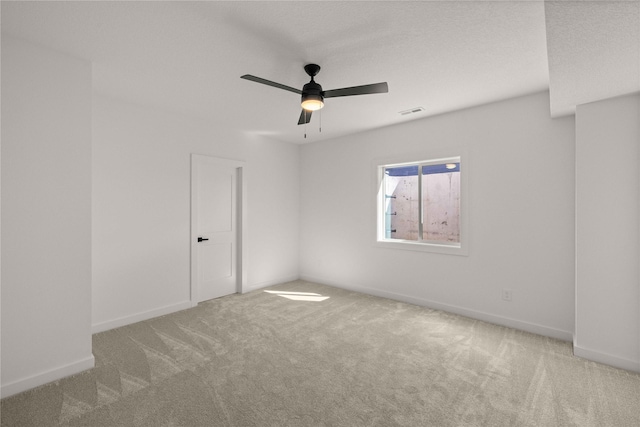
[197,237,209,242]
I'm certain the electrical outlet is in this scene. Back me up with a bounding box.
[501,289,512,302]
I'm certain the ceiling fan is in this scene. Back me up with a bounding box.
[241,64,389,125]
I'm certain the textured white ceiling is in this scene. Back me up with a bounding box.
[1,1,638,143]
[545,1,640,117]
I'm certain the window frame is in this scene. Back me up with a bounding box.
[374,150,469,256]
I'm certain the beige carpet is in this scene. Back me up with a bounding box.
[2,280,639,426]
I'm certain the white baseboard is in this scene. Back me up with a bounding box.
[300,275,573,342]
[92,301,192,334]
[93,276,301,334]
[1,354,95,399]
[573,345,640,373]
[244,275,300,293]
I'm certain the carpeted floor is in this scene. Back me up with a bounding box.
[2,280,639,426]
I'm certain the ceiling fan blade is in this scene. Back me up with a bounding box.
[298,109,312,125]
[240,75,302,95]
[323,82,388,98]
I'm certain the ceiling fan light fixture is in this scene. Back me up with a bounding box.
[301,94,324,111]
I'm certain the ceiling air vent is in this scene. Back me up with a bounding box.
[399,107,425,116]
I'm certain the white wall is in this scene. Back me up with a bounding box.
[300,91,576,340]
[92,95,300,332]
[1,37,94,398]
[575,93,640,372]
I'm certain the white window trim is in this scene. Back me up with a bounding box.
[373,149,469,256]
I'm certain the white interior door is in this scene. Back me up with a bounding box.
[191,154,244,303]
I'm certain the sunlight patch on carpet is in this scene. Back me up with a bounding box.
[264,290,330,302]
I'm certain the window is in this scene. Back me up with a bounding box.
[376,155,467,255]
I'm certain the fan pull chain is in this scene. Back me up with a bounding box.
[319,109,322,133]
[304,110,307,139]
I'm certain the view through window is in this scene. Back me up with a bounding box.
[382,158,461,245]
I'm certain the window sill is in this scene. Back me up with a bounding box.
[375,239,468,256]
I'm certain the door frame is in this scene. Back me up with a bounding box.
[190,154,247,306]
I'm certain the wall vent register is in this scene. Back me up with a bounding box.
[399,107,425,116]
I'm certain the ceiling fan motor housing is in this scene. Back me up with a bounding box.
[302,80,324,104]
[301,63,324,110]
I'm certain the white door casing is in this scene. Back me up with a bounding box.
[191,154,246,304]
